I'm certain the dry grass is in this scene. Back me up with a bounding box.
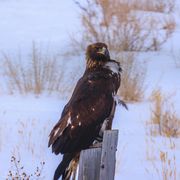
[129,0,175,13]
[7,155,45,179]
[2,44,73,95]
[147,150,177,180]
[145,137,156,161]
[159,150,177,180]
[161,111,180,138]
[146,137,178,180]
[17,119,35,155]
[73,0,175,52]
[71,0,176,102]
[117,52,146,102]
[148,90,180,137]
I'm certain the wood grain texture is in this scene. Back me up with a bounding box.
[99,130,118,180]
[78,130,118,180]
[78,148,101,180]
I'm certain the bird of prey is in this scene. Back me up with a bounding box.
[48,42,123,180]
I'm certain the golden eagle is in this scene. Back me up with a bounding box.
[48,42,123,180]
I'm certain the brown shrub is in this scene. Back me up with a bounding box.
[146,137,177,180]
[7,155,45,179]
[2,44,72,95]
[148,90,180,137]
[73,0,175,52]
[117,52,146,102]
[71,0,176,102]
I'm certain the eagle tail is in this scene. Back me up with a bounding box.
[54,152,79,180]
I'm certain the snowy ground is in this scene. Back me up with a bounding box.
[0,0,180,180]
[0,0,80,54]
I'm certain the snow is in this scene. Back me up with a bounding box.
[0,0,80,54]
[0,0,180,179]
[0,94,65,179]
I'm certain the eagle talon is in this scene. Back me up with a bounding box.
[89,142,102,148]
[95,135,103,142]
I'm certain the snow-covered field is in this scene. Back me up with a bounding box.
[0,0,180,179]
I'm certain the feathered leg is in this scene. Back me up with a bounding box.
[62,153,80,180]
[54,153,75,180]
[54,152,80,180]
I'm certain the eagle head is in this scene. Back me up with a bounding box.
[86,42,110,68]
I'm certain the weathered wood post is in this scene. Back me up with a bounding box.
[78,148,102,180]
[78,130,119,180]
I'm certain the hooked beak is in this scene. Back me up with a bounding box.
[97,47,109,57]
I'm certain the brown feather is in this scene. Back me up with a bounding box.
[48,42,122,179]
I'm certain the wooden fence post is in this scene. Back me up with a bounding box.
[78,130,119,180]
[99,130,118,180]
[78,148,102,180]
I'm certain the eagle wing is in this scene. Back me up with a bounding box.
[48,71,114,154]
